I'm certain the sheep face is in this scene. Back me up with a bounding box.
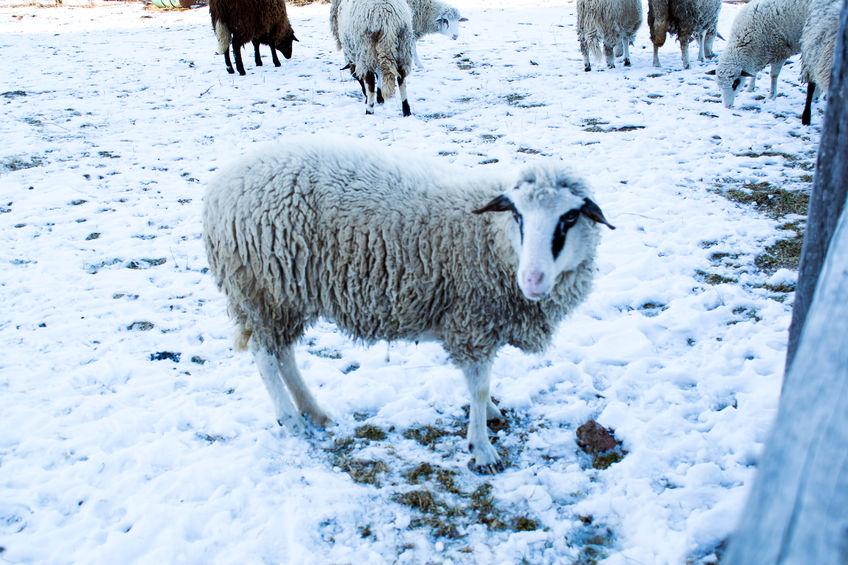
[437,7,462,40]
[474,168,614,301]
[276,32,297,59]
[716,66,750,108]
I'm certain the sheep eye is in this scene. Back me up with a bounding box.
[512,210,524,241]
[552,209,579,259]
[560,210,579,225]
[732,78,741,90]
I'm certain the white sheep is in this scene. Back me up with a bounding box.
[332,0,415,116]
[647,0,721,69]
[576,0,643,71]
[709,0,812,108]
[203,136,615,474]
[800,0,841,125]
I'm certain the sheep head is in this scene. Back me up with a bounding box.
[436,6,462,40]
[473,166,614,301]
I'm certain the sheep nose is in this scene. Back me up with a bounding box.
[525,271,544,286]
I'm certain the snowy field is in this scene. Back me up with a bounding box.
[0,0,821,562]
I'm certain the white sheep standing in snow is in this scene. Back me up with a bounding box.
[576,0,643,71]
[709,0,812,108]
[332,0,415,116]
[800,0,841,125]
[203,137,615,474]
[647,0,721,69]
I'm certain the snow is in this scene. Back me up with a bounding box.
[0,0,820,562]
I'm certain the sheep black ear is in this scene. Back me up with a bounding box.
[581,198,615,229]
[473,195,514,214]
[705,69,717,75]
[740,70,753,77]
[292,35,299,42]
[459,16,469,22]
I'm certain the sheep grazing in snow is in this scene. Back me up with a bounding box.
[203,137,615,474]
[708,0,812,108]
[332,0,465,70]
[647,0,721,69]
[332,0,415,116]
[800,0,841,125]
[576,0,643,71]
[209,0,298,76]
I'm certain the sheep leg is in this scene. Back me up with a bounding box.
[579,37,592,72]
[704,30,717,59]
[223,49,235,74]
[652,44,661,67]
[679,34,690,69]
[622,40,631,67]
[398,70,411,117]
[769,60,785,99]
[696,33,705,62]
[747,75,757,92]
[252,39,263,66]
[365,71,377,115]
[801,81,816,125]
[413,43,425,70]
[604,42,615,69]
[271,46,281,67]
[250,342,306,433]
[462,360,503,474]
[275,345,332,428]
[232,41,246,76]
[486,399,504,421]
[376,87,385,105]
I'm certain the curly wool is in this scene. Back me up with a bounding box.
[801,0,841,91]
[333,0,415,99]
[648,0,720,55]
[717,0,812,88]
[577,0,642,65]
[210,0,293,55]
[203,138,600,366]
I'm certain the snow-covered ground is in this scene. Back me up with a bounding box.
[0,1,821,562]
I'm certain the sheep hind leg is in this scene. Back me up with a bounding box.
[462,360,503,474]
[679,34,691,69]
[232,41,247,76]
[252,39,263,66]
[365,71,377,114]
[250,341,306,434]
[704,30,716,59]
[769,60,785,99]
[801,81,816,125]
[224,49,235,74]
[623,40,631,67]
[604,42,615,69]
[275,344,332,428]
[696,33,705,62]
[398,70,411,117]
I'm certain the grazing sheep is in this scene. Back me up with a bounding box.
[576,0,643,71]
[800,0,841,125]
[210,0,298,76]
[332,0,464,69]
[709,0,812,108]
[333,0,415,116]
[203,137,615,474]
[648,0,721,69]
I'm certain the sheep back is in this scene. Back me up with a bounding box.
[650,0,720,45]
[203,139,599,365]
[722,0,812,73]
[577,0,643,57]
[210,0,294,50]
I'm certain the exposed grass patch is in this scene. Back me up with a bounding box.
[723,181,809,219]
[1,155,44,172]
[403,424,453,449]
[354,424,387,442]
[695,269,738,285]
[755,235,803,272]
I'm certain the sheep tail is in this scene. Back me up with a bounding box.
[235,326,252,352]
[373,30,398,99]
[214,20,230,55]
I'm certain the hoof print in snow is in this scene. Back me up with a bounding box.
[127,321,154,331]
[576,420,625,469]
[190,355,206,365]
[126,258,166,269]
[340,361,360,374]
[149,351,181,362]
[85,232,100,240]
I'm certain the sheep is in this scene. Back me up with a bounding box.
[800,0,841,125]
[708,0,812,108]
[332,0,415,116]
[332,0,465,70]
[576,0,643,71]
[647,0,721,69]
[203,136,615,474]
[210,0,298,76]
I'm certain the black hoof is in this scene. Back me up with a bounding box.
[227,67,235,74]
[468,459,504,475]
[402,100,411,117]
[624,59,631,67]
[238,70,246,76]
[256,61,262,67]
[274,62,281,67]
[607,63,615,69]
[376,88,384,104]
[584,65,591,72]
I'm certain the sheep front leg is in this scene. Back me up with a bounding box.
[769,60,785,99]
[747,75,757,92]
[679,34,691,69]
[413,43,425,70]
[462,360,503,474]
[232,42,247,76]
[652,44,661,67]
[252,39,263,66]
[223,49,235,74]
[704,30,716,59]
[398,70,411,117]
[579,36,592,72]
[365,71,377,114]
[250,341,306,433]
[696,33,705,62]
[271,47,281,67]
[275,345,332,428]
[622,40,632,67]
[604,42,615,69]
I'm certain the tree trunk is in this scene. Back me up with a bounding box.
[726,3,848,563]
[785,0,848,370]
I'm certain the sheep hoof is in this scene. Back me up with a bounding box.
[227,67,235,74]
[376,89,384,104]
[607,63,615,69]
[365,108,374,115]
[402,101,411,117]
[584,65,591,72]
[304,409,333,428]
[238,70,246,76]
[624,59,631,67]
[468,458,504,475]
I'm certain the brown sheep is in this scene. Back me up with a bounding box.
[210,0,298,76]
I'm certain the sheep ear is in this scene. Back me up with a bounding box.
[705,69,717,75]
[740,70,753,77]
[459,16,469,22]
[473,195,514,214]
[292,35,299,42]
[581,198,615,229]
